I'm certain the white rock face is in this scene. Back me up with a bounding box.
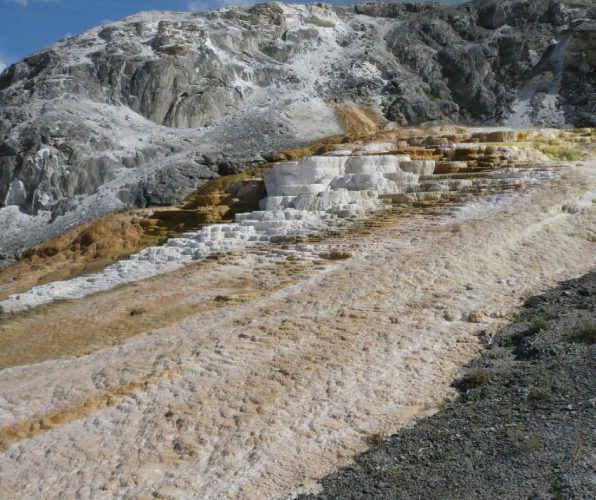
[263,154,417,211]
[399,160,436,176]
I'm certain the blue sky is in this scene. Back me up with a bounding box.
[0,0,467,72]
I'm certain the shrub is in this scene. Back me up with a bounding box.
[527,316,551,335]
[454,369,489,392]
[529,388,550,401]
[365,432,386,447]
[523,295,543,308]
[578,322,596,344]
[520,435,541,453]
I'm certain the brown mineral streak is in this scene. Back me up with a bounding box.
[0,377,151,450]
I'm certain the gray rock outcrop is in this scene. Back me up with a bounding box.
[0,0,595,266]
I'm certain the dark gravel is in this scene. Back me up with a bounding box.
[298,272,596,500]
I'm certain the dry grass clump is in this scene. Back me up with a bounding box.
[335,105,384,134]
[0,209,177,301]
[182,168,258,207]
[365,429,388,447]
[527,316,551,334]
[578,322,596,344]
[454,369,489,392]
[523,295,544,308]
[529,388,551,401]
[22,215,148,261]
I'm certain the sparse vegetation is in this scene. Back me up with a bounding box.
[578,322,596,344]
[512,313,526,323]
[527,316,551,335]
[529,388,550,401]
[365,431,386,447]
[519,434,541,453]
[523,295,543,308]
[454,369,489,392]
[532,143,585,161]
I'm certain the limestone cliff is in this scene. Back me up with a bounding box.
[0,0,595,266]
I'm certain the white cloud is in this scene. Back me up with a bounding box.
[101,19,115,25]
[6,0,58,6]
[0,48,13,73]
[0,50,16,72]
[189,0,256,12]
[188,1,210,11]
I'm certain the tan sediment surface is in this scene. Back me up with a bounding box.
[1,161,596,499]
[0,256,319,371]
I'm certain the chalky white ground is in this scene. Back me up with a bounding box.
[1,159,596,499]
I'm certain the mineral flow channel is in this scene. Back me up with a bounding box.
[1,161,596,500]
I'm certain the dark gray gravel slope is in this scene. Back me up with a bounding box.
[299,272,596,500]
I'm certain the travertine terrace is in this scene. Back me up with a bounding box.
[0,128,566,313]
[1,128,596,499]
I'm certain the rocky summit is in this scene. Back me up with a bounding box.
[1,0,595,266]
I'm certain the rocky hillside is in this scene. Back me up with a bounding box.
[0,0,595,266]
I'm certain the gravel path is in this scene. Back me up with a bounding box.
[298,270,596,500]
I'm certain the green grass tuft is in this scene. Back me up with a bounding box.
[533,143,585,161]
